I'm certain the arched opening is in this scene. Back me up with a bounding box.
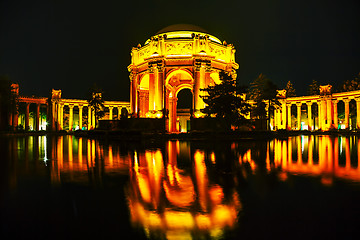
[176,88,193,132]
[139,74,150,117]
[338,101,345,129]
[311,102,319,130]
[165,69,194,133]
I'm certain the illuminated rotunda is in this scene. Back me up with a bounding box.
[128,24,238,132]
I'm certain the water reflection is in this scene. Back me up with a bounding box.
[127,141,242,239]
[4,134,360,239]
[269,135,360,184]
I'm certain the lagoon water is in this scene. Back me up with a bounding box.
[1,134,360,239]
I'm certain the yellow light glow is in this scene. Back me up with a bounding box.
[164,211,194,229]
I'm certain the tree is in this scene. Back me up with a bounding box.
[307,79,320,95]
[87,84,105,129]
[340,72,360,92]
[200,71,251,128]
[285,81,296,97]
[0,75,18,130]
[247,73,280,129]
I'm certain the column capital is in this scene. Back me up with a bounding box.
[148,64,154,73]
[108,106,114,110]
[78,104,83,109]
[69,104,74,109]
[306,101,313,106]
[194,62,201,72]
[157,63,164,73]
[343,98,351,103]
[296,102,302,107]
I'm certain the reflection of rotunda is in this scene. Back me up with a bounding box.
[128,24,239,132]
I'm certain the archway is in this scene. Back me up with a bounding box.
[177,88,193,132]
[166,69,194,132]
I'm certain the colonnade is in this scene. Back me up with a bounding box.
[9,85,130,131]
[52,99,130,131]
[17,97,49,131]
[272,88,360,131]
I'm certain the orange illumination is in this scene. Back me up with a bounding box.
[209,184,224,205]
[164,211,194,229]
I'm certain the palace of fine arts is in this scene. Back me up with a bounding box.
[2,1,360,238]
[1,25,360,135]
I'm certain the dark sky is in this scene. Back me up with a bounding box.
[1,0,359,100]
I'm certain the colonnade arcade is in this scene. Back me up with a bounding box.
[51,90,130,131]
[9,84,130,131]
[272,85,360,131]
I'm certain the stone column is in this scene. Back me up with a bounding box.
[36,104,40,131]
[205,64,211,89]
[109,106,113,120]
[275,109,280,130]
[327,98,333,129]
[57,103,62,130]
[317,101,322,130]
[287,104,291,130]
[194,64,202,115]
[148,66,155,112]
[25,103,30,130]
[344,99,350,129]
[321,98,327,130]
[356,98,360,129]
[156,64,164,111]
[296,103,302,130]
[92,109,96,128]
[277,109,282,129]
[69,105,74,131]
[88,107,92,129]
[130,72,135,114]
[52,101,56,130]
[282,101,287,129]
[59,104,64,130]
[333,100,338,129]
[169,97,178,132]
[307,102,312,131]
[79,105,83,130]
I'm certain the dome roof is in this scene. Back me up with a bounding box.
[156,24,209,35]
[145,24,221,45]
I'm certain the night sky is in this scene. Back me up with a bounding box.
[1,0,359,101]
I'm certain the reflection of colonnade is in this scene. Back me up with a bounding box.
[272,86,360,131]
[128,141,241,239]
[238,135,360,183]
[50,136,129,184]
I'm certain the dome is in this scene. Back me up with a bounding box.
[145,24,222,45]
[156,24,209,35]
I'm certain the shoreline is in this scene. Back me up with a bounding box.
[1,129,360,141]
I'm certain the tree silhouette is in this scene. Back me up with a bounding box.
[285,81,296,97]
[200,71,250,128]
[0,75,18,130]
[340,72,360,92]
[87,84,105,128]
[247,73,280,129]
[307,79,320,95]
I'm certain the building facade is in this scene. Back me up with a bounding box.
[128,24,238,132]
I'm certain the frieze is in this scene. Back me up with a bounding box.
[166,42,193,55]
